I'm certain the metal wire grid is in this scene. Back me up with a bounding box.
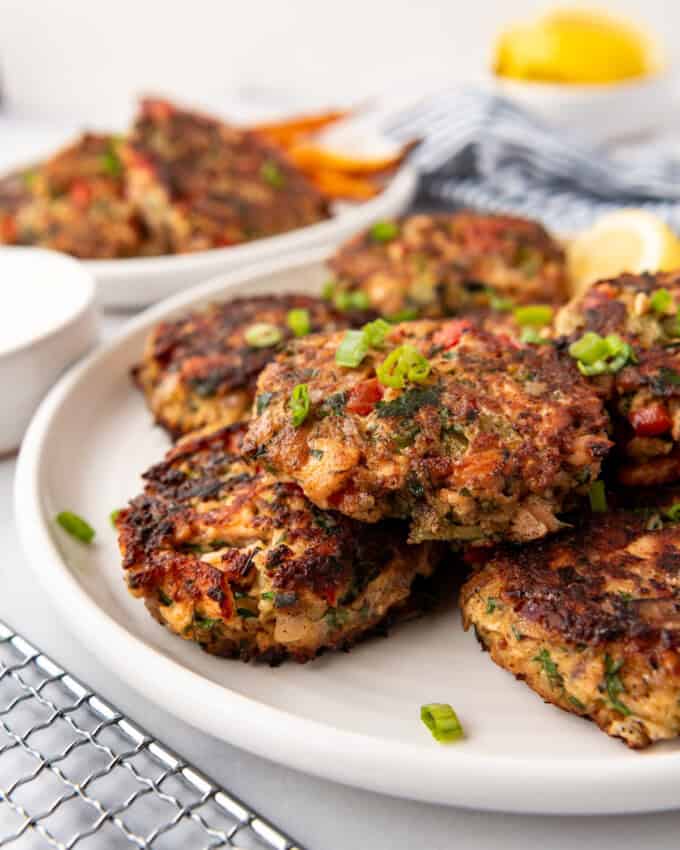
[0,621,303,850]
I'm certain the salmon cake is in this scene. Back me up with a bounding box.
[243,318,610,544]
[461,498,680,748]
[133,294,372,439]
[0,134,155,259]
[325,212,568,320]
[556,272,680,487]
[116,424,441,664]
[122,98,329,254]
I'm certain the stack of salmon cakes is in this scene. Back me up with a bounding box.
[117,209,680,750]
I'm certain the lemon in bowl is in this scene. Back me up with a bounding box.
[491,9,672,143]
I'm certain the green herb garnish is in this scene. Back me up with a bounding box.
[533,649,564,690]
[486,597,498,614]
[420,703,464,743]
[194,614,220,629]
[362,318,391,349]
[109,508,122,528]
[370,220,399,242]
[244,322,282,348]
[650,288,674,313]
[236,607,258,619]
[287,308,311,337]
[333,290,370,312]
[336,329,369,367]
[158,590,173,606]
[569,332,635,376]
[56,511,95,544]
[589,480,607,513]
[376,344,431,389]
[322,280,336,300]
[520,327,550,345]
[290,383,310,427]
[376,386,440,418]
[386,307,419,322]
[261,160,284,188]
[513,304,553,327]
[665,503,680,522]
[602,655,631,716]
[256,392,274,414]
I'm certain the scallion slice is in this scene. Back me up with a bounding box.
[335,330,369,367]
[387,307,419,323]
[420,703,464,743]
[513,304,553,327]
[362,318,391,349]
[333,290,370,312]
[370,220,399,242]
[261,160,284,188]
[322,280,335,301]
[589,480,607,513]
[569,332,635,375]
[244,322,282,348]
[290,383,310,427]
[56,511,95,544]
[376,344,430,389]
[650,288,673,313]
[287,308,311,337]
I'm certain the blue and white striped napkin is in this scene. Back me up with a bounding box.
[384,87,680,234]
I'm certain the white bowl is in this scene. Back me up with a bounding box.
[490,71,678,144]
[0,247,98,454]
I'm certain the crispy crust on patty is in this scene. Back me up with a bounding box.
[243,319,610,544]
[132,294,372,438]
[116,424,441,663]
[122,99,329,253]
[461,503,680,748]
[327,212,568,319]
[0,134,158,259]
[556,272,680,486]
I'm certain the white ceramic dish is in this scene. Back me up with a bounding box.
[82,164,417,311]
[15,248,680,814]
[490,71,678,145]
[0,247,97,454]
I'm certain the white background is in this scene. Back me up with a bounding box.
[1,0,679,124]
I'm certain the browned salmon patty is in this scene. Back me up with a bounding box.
[461,498,680,748]
[116,424,442,664]
[122,98,329,254]
[0,134,156,259]
[325,212,568,319]
[133,294,373,439]
[556,272,680,487]
[243,319,610,544]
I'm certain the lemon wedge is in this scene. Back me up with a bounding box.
[494,9,660,84]
[567,210,680,296]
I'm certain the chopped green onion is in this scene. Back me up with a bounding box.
[420,703,464,743]
[376,344,431,389]
[362,318,391,349]
[261,160,284,188]
[109,508,122,528]
[260,591,275,601]
[569,332,635,376]
[244,322,282,348]
[589,480,607,513]
[287,308,311,337]
[100,145,122,177]
[370,220,399,242]
[664,503,680,522]
[650,288,673,313]
[333,290,370,312]
[520,328,550,345]
[236,607,258,619]
[322,279,336,300]
[386,307,419,322]
[56,511,95,544]
[513,304,554,327]
[335,330,369,367]
[290,383,310,427]
[488,291,514,312]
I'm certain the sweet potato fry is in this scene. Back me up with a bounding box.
[251,110,349,146]
[288,143,407,175]
[307,169,380,201]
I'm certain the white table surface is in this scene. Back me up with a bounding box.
[3,115,680,850]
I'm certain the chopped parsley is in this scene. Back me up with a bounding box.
[485,597,499,614]
[158,590,173,606]
[602,655,631,716]
[533,649,564,691]
[376,386,440,419]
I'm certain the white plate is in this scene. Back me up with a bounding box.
[14,249,680,814]
[84,165,416,310]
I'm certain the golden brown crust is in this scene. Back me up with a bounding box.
[461,503,680,748]
[556,272,680,485]
[243,319,610,544]
[116,423,442,664]
[327,212,568,318]
[133,294,372,438]
[123,99,329,253]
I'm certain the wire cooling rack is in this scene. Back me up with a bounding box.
[0,620,303,850]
